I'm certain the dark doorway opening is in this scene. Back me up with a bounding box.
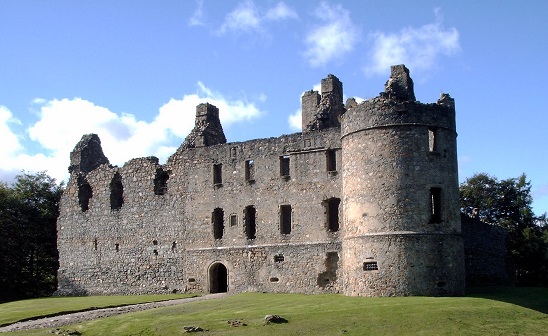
[209,262,228,293]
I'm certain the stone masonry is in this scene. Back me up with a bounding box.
[56,65,475,297]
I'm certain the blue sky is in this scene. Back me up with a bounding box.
[1,1,547,215]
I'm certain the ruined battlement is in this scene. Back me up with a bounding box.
[56,65,469,297]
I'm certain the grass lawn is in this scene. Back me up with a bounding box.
[3,287,547,335]
[0,294,195,326]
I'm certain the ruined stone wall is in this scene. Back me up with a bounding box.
[56,65,476,297]
[461,215,512,286]
[57,127,344,295]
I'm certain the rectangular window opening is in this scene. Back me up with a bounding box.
[244,205,256,239]
[280,155,290,178]
[326,149,337,172]
[230,214,238,227]
[430,187,442,223]
[213,163,222,185]
[428,128,437,152]
[280,204,292,235]
[245,160,255,182]
[212,208,224,239]
[326,198,341,232]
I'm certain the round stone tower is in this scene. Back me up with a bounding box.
[341,65,464,296]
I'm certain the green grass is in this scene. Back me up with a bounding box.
[0,294,195,326]
[3,288,548,335]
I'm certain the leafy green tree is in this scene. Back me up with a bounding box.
[460,173,548,286]
[0,172,63,302]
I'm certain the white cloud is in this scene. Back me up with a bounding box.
[303,2,359,67]
[365,9,460,75]
[265,2,298,21]
[288,109,302,131]
[188,0,206,26]
[218,1,297,35]
[0,83,263,185]
[0,106,23,160]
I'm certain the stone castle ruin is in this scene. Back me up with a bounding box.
[56,65,469,297]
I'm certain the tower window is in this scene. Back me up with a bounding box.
[280,155,290,177]
[244,205,256,239]
[430,187,442,223]
[213,163,222,185]
[280,205,292,234]
[245,160,255,182]
[325,198,341,232]
[326,149,337,172]
[212,208,224,239]
[363,261,378,271]
[428,128,437,152]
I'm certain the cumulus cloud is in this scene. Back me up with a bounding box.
[218,1,297,35]
[0,83,263,184]
[365,9,460,75]
[188,0,206,27]
[288,109,302,131]
[303,2,359,67]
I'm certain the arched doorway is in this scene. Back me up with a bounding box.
[209,262,228,293]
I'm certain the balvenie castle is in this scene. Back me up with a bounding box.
[56,65,508,297]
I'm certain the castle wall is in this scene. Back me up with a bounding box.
[56,65,473,297]
[57,128,344,295]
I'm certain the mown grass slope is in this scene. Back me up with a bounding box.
[4,287,548,335]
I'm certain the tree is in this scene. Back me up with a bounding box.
[460,173,548,286]
[0,172,63,302]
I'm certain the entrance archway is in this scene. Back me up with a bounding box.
[209,262,228,293]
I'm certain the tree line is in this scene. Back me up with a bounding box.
[0,172,63,302]
[0,171,546,302]
[460,173,548,286]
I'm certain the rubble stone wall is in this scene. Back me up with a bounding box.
[56,65,497,297]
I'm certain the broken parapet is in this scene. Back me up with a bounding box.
[181,103,227,149]
[382,64,416,102]
[69,134,110,174]
[302,74,345,132]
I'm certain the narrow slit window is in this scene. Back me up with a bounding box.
[325,198,341,232]
[280,204,292,234]
[326,149,337,172]
[115,243,119,252]
[280,155,290,177]
[110,172,124,210]
[245,160,255,182]
[430,187,442,223]
[428,128,437,152]
[213,163,222,185]
[244,205,256,239]
[212,208,224,239]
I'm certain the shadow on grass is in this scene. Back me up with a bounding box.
[466,286,548,314]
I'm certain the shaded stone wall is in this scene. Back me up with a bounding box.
[461,214,512,286]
